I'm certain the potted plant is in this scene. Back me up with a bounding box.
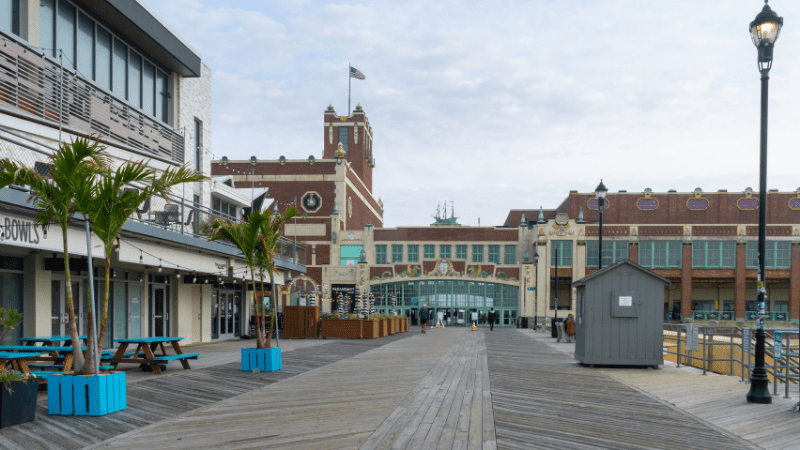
[207,207,297,372]
[321,314,363,339]
[0,370,39,428]
[362,315,380,339]
[378,315,389,337]
[0,307,40,428]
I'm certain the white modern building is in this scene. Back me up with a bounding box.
[0,0,304,347]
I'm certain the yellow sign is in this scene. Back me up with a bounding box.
[756,281,764,288]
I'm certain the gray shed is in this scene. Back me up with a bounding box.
[572,260,670,367]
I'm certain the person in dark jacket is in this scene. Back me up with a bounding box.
[489,308,496,331]
[420,304,428,334]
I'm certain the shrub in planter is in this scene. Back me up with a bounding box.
[362,319,379,338]
[321,318,363,338]
[378,318,388,337]
[48,372,126,416]
[0,371,40,428]
[241,347,282,372]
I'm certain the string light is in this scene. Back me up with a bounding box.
[158,259,162,272]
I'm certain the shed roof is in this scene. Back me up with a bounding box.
[571,259,671,288]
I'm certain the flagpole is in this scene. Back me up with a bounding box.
[348,64,351,116]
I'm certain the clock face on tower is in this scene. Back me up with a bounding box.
[301,192,322,213]
[438,259,450,276]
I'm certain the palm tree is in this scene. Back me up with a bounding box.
[0,138,108,374]
[205,209,270,349]
[255,206,297,348]
[89,161,204,361]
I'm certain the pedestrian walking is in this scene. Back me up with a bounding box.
[489,308,495,331]
[420,304,428,334]
[564,313,577,343]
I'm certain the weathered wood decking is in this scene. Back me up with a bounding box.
[0,334,410,450]
[1,327,793,449]
[485,329,756,450]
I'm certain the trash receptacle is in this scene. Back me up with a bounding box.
[521,317,529,328]
[551,317,563,338]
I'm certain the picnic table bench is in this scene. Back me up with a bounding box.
[109,337,198,374]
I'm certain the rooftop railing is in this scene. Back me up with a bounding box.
[0,29,185,165]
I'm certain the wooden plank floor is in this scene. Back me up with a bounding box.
[0,334,411,450]
[485,329,756,450]
[93,327,466,450]
[599,351,800,450]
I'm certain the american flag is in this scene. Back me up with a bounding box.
[350,66,366,80]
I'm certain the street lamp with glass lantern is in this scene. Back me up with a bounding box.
[595,180,608,270]
[533,251,539,331]
[747,0,783,405]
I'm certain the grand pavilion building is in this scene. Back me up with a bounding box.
[0,0,301,346]
[213,106,800,327]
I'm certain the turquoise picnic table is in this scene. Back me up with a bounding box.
[0,351,41,374]
[109,337,199,374]
[11,336,114,374]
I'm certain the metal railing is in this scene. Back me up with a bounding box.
[663,324,799,399]
[690,310,791,321]
[0,29,184,164]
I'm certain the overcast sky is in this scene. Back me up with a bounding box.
[141,0,800,228]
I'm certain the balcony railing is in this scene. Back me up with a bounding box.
[0,132,304,268]
[690,310,790,321]
[136,193,305,267]
[0,29,184,164]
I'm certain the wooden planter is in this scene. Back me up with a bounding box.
[1,379,40,428]
[321,319,363,339]
[362,320,380,339]
[402,317,409,332]
[389,318,397,334]
[379,319,389,337]
[241,347,282,372]
[48,372,126,416]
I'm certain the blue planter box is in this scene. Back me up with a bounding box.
[47,372,126,416]
[241,347,281,372]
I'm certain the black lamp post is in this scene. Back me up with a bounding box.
[533,251,539,331]
[747,0,782,405]
[595,180,608,270]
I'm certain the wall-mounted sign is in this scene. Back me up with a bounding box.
[737,198,759,210]
[587,199,610,211]
[618,296,633,307]
[636,199,659,210]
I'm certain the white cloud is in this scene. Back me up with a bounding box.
[141,0,800,227]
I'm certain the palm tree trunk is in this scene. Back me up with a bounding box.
[63,226,86,373]
[95,255,111,359]
[267,270,276,348]
[251,270,264,349]
[259,268,266,346]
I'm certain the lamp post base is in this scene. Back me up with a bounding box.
[746,374,772,404]
[746,329,772,404]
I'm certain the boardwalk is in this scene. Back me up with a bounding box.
[1,327,797,449]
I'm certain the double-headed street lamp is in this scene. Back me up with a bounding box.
[595,180,608,270]
[746,0,783,405]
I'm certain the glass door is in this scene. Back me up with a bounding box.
[129,285,142,338]
[211,289,219,339]
[51,278,66,336]
[225,293,234,337]
[112,282,127,344]
[233,291,242,337]
[150,284,169,337]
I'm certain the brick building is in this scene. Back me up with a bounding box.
[213,106,800,327]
